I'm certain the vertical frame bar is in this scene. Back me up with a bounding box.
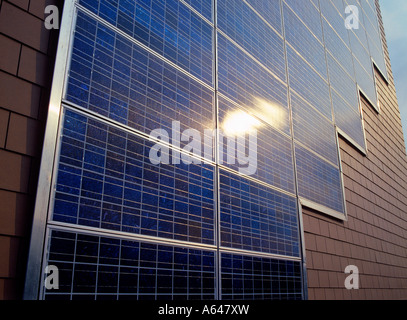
[23,0,77,300]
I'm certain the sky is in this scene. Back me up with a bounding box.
[380,1,407,146]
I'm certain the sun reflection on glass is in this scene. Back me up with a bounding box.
[253,97,286,130]
[222,110,262,136]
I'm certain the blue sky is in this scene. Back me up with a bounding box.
[380,1,407,146]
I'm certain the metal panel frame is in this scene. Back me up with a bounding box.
[23,0,78,300]
[26,0,397,300]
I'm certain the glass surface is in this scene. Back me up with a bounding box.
[291,92,339,165]
[78,0,213,85]
[54,109,216,244]
[218,0,286,82]
[283,2,327,79]
[217,33,288,114]
[39,0,389,299]
[219,169,300,257]
[295,144,345,213]
[221,253,302,300]
[44,230,216,299]
[66,11,215,139]
[218,96,295,193]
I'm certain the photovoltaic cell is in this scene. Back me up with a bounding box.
[283,3,327,79]
[327,52,359,109]
[217,0,286,82]
[322,18,354,80]
[284,0,323,41]
[286,45,332,120]
[320,0,350,46]
[54,109,216,244]
[66,11,214,139]
[362,6,387,77]
[291,92,339,165]
[218,97,295,193]
[295,144,345,213]
[332,91,366,149]
[221,253,303,300]
[78,0,213,85]
[217,33,289,113]
[245,0,282,35]
[353,55,377,106]
[43,230,216,300]
[182,0,213,22]
[219,169,300,257]
[348,29,372,77]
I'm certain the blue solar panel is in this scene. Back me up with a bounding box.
[44,230,216,299]
[284,0,323,41]
[332,91,366,149]
[218,97,295,193]
[54,109,216,244]
[283,2,327,79]
[218,0,286,82]
[78,0,213,85]
[323,19,355,80]
[291,92,339,165]
[221,253,303,300]
[219,169,300,257]
[182,0,213,22]
[36,0,389,300]
[217,33,288,113]
[286,45,332,120]
[66,11,215,138]
[327,52,359,109]
[295,144,345,213]
[245,0,282,35]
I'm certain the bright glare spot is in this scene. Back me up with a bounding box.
[254,97,286,130]
[222,110,262,136]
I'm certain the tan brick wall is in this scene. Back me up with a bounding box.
[303,1,407,300]
[0,0,62,299]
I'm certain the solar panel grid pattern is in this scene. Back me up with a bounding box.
[67,12,215,138]
[295,145,345,213]
[219,169,300,257]
[54,110,216,244]
[283,2,327,79]
[323,19,355,80]
[41,0,388,300]
[44,230,216,300]
[217,33,288,115]
[182,0,213,22]
[218,0,287,82]
[220,253,302,300]
[218,97,295,193]
[286,44,332,120]
[78,0,214,85]
[291,93,339,165]
[245,0,282,34]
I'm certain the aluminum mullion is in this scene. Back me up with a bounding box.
[280,0,308,300]
[23,0,78,300]
[47,221,218,253]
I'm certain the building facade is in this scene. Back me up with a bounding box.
[0,0,406,300]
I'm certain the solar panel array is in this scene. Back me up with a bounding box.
[39,0,387,299]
